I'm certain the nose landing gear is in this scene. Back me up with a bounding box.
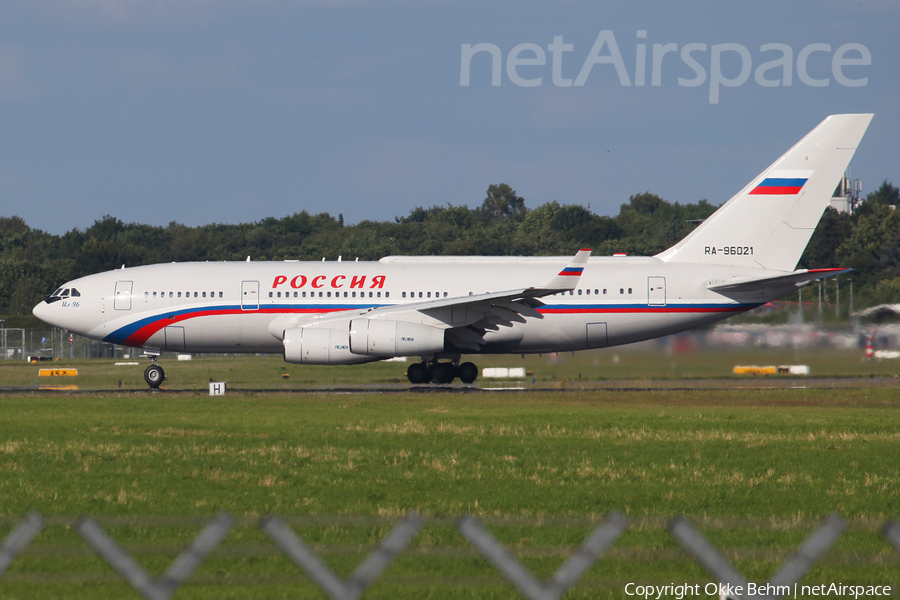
[144,357,165,389]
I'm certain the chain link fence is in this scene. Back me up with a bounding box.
[0,327,128,361]
[1,512,897,599]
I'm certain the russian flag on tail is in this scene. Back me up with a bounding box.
[749,177,808,195]
[558,266,584,276]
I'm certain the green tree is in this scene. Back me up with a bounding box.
[479,184,527,222]
[798,208,853,269]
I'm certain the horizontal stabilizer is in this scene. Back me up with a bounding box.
[708,268,852,294]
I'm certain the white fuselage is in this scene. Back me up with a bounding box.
[33,255,775,357]
[33,114,874,371]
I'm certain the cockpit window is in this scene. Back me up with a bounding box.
[53,288,63,297]
[61,289,70,297]
[70,288,80,297]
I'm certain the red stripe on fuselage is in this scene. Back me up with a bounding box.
[122,304,748,347]
[123,307,344,347]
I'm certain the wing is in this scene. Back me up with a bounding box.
[294,249,592,352]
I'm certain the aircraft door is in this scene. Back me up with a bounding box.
[586,322,608,349]
[648,277,666,306]
[241,281,259,311]
[114,280,133,311]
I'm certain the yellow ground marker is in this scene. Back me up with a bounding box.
[732,366,776,375]
[38,369,78,377]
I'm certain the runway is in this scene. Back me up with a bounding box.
[2,376,898,394]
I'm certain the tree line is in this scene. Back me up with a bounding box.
[1,181,898,326]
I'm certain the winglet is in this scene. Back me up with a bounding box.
[544,249,591,290]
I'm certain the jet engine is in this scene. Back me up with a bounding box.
[349,319,445,357]
[283,327,375,365]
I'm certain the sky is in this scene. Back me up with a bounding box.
[1,0,897,235]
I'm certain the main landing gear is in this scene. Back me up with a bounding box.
[407,360,478,385]
[144,357,165,389]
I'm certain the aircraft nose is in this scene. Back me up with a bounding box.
[33,299,50,322]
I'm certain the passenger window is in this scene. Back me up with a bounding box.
[619,289,624,294]
[153,292,157,298]
[369,292,373,298]
[144,292,149,298]
[444,292,448,297]
[603,289,607,294]
[177,292,181,298]
[402,292,406,298]
[169,292,173,298]
[269,292,273,298]
[418,292,423,298]
[628,288,633,294]
[577,289,582,295]
[193,292,197,298]
[427,292,431,298]
[319,292,323,297]
[377,292,381,298]
[385,292,389,298]
[219,292,224,298]
[327,292,331,298]
[302,291,306,298]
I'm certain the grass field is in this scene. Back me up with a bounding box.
[0,387,898,598]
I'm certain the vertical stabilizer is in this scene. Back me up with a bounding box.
[656,114,873,271]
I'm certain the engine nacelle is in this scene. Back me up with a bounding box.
[349,319,445,357]
[283,327,375,365]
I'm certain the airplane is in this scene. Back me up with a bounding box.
[33,113,872,388]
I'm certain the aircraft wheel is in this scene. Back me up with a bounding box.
[407,362,429,384]
[458,362,478,384]
[144,364,165,389]
[431,362,455,384]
